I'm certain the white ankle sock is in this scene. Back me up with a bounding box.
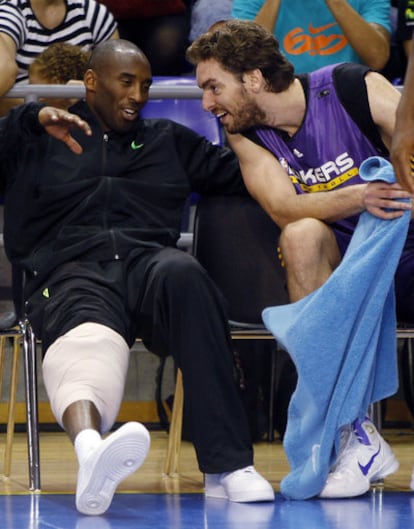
[74,429,102,466]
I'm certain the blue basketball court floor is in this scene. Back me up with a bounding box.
[1,490,414,529]
[1,427,414,529]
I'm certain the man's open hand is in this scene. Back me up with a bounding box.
[38,106,92,154]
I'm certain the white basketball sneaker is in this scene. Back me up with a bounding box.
[76,422,150,515]
[205,465,275,502]
[319,417,399,498]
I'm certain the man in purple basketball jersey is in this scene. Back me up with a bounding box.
[187,20,414,498]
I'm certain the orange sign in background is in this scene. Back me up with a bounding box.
[283,23,348,56]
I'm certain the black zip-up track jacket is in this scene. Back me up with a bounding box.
[0,100,246,296]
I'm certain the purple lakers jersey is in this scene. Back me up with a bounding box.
[247,63,384,231]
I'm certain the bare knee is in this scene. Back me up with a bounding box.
[279,219,341,301]
[279,218,331,268]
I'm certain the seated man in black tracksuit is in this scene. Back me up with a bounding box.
[0,39,274,515]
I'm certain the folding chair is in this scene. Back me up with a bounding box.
[393,325,414,425]
[0,321,21,478]
[0,302,40,491]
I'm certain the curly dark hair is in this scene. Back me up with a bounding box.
[186,19,295,93]
[30,42,90,83]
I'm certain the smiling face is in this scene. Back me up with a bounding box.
[84,48,152,133]
[196,58,266,134]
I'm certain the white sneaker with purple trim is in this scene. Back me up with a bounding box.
[319,417,399,498]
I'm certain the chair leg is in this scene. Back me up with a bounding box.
[368,399,385,488]
[0,336,5,410]
[267,346,277,442]
[163,368,183,476]
[0,336,5,475]
[3,335,20,477]
[401,337,414,419]
[22,320,41,491]
[368,400,383,432]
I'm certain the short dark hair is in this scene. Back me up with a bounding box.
[87,39,148,73]
[186,20,295,93]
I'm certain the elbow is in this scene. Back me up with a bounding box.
[0,62,18,96]
[367,50,390,72]
[363,32,391,71]
[267,206,291,229]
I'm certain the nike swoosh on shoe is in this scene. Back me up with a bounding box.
[357,445,381,476]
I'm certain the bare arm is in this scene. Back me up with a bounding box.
[38,107,92,154]
[365,70,401,150]
[0,34,18,97]
[109,28,120,39]
[255,0,281,34]
[325,0,390,70]
[390,37,414,192]
[358,76,414,223]
[227,132,368,227]
[227,124,411,226]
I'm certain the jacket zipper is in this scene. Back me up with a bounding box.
[102,133,119,260]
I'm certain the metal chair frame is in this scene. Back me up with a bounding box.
[0,319,40,491]
[0,327,20,479]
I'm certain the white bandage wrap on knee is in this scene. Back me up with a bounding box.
[42,322,130,433]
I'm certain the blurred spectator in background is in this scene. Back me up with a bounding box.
[396,0,414,58]
[99,0,192,76]
[189,0,232,42]
[0,0,118,98]
[28,42,89,109]
[29,42,89,85]
[381,0,410,84]
[231,0,391,74]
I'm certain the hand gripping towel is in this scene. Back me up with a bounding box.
[262,156,411,499]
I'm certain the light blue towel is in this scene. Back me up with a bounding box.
[262,157,411,500]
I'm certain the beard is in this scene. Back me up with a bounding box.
[224,88,267,134]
